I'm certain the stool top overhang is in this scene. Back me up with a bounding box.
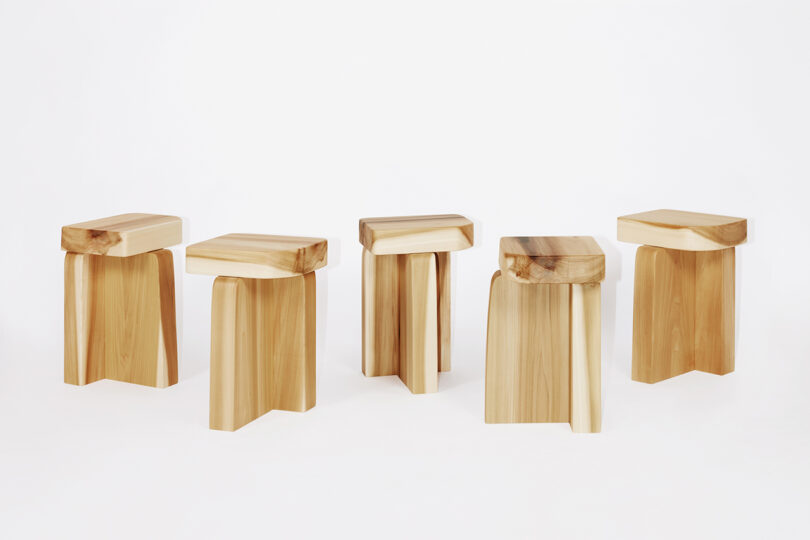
[499,236,605,284]
[359,214,474,255]
[61,213,182,257]
[186,233,328,279]
[617,209,747,251]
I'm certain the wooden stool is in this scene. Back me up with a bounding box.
[485,237,604,433]
[618,209,747,383]
[62,213,182,387]
[359,214,474,393]
[186,233,328,431]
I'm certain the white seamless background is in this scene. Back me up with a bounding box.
[1,1,809,539]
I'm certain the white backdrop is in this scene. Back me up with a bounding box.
[1,1,809,538]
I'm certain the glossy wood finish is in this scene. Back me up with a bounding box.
[210,273,316,431]
[187,233,327,279]
[64,250,178,387]
[62,213,182,257]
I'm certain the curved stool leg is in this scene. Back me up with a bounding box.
[485,271,569,424]
[570,283,601,433]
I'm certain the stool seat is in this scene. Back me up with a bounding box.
[359,214,473,255]
[61,213,182,256]
[186,233,328,279]
[618,209,747,251]
[499,236,605,284]
[62,213,180,388]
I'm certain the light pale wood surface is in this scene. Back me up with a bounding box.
[485,272,570,423]
[632,245,738,382]
[361,249,400,377]
[436,251,451,372]
[398,253,439,394]
[359,214,474,255]
[209,273,316,431]
[187,233,327,279]
[695,248,735,375]
[618,209,747,251]
[361,249,453,390]
[569,283,601,433]
[62,213,182,257]
[499,236,605,284]
[64,250,178,387]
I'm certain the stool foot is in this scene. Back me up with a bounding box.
[209,273,316,431]
[64,250,178,388]
[398,253,439,394]
[485,271,570,423]
[569,283,601,433]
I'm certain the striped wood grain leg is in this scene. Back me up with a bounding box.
[64,252,104,385]
[101,250,178,388]
[263,273,316,412]
[436,252,452,372]
[485,272,570,423]
[210,277,260,431]
[695,248,735,375]
[569,283,601,433]
[361,248,399,377]
[398,253,439,394]
[632,246,696,383]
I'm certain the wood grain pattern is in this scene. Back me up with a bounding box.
[187,233,327,279]
[632,246,696,383]
[695,248,735,375]
[618,209,747,251]
[632,245,738,382]
[569,283,601,433]
[64,250,178,387]
[362,249,454,388]
[485,272,570,423]
[499,236,605,284]
[210,273,316,431]
[62,213,182,257]
[361,249,399,376]
[359,214,474,255]
[398,253,439,394]
[436,251,451,372]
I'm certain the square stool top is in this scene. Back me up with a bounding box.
[359,214,474,255]
[499,236,605,284]
[618,209,747,251]
[186,233,328,279]
[61,213,182,257]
